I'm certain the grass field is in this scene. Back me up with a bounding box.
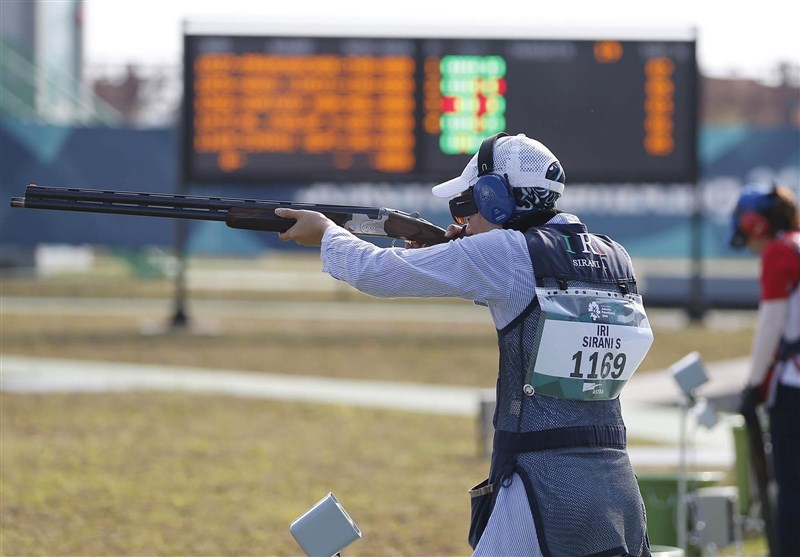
[1,392,487,556]
[0,256,765,556]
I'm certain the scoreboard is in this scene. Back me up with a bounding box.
[182,32,697,185]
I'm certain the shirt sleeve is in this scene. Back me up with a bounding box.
[760,240,800,300]
[748,299,790,386]
[320,226,536,327]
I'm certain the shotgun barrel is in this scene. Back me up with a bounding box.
[10,184,448,245]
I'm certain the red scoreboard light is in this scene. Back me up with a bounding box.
[182,28,697,185]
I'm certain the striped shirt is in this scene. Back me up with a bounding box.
[321,213,582,330]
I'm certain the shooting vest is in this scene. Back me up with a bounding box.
[474,223,653,556]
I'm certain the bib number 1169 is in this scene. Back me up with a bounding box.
[570,351,627,379]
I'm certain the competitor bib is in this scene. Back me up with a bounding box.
[525,287,654,400]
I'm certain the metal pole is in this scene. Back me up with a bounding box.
[687,36,704,323]
[171,20,191,330]
[676,395,694,551]
[687,181,706,322]
[677,395,689,551]
[171,218,189,328]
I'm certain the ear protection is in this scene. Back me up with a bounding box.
[473,132,516,225]
[738,211,771,240]
[730,184,778,248]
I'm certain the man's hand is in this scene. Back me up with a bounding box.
[445,223,467,239]
[739,384,762,415]
[275,208,336,247]
[404,223,466,249]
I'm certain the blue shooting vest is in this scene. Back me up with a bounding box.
[471,223,653,557]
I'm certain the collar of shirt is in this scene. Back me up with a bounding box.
[545,212,581,225]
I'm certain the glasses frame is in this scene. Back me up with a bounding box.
[449,188,477,224]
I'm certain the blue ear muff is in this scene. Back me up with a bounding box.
[473,173,515,225]
[729,184,778,247]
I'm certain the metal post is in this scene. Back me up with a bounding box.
[171,20,191,330]
[687,39,703,323]
[171,218,189,328]
[687,181,706,322]
[677,394,690,552]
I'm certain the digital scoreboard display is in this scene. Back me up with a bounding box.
[183,33,697,184]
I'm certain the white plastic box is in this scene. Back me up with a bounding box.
[290,493,362,557]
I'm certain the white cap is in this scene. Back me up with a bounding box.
[431,133,566,199]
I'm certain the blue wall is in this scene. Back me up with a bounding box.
[1,117,798,259]
[1,119,178,248]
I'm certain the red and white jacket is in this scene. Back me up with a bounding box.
[751,230,800,394]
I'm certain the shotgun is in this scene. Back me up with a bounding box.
[10,184,448,245]
[740,380,778,555]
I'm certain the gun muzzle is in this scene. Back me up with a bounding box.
[10,197,25,208]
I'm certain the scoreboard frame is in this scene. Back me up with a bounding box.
[181,25,698,186]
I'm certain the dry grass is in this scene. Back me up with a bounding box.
[0,391,767,557]
[0,257,763,556]
[1,310,757,386]
[1,392,486,556]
